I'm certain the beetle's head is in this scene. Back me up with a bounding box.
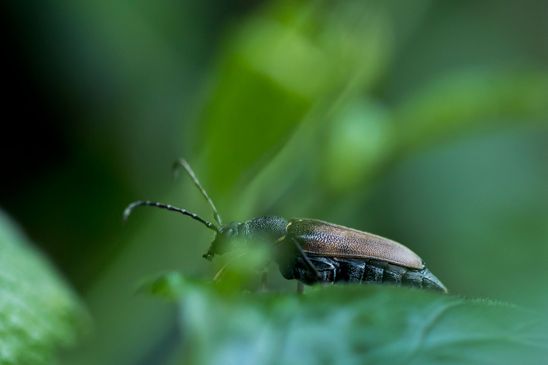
[123,158,228,261]
[202,222,241,261]
[202,217,289,261]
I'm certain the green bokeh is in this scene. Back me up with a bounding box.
[2,0,547,364]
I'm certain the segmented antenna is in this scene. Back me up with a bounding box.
[123,200,219,233]
[173,158,223,226]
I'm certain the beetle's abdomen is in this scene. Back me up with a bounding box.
[281,255,447,292]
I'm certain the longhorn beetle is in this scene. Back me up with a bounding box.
[124,159,447,293]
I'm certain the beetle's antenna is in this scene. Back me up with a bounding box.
[173,158,223,227]
[123,200,219,233]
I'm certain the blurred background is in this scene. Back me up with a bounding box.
[1,0,547,364]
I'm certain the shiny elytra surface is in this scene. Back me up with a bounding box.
[287,219,424,270]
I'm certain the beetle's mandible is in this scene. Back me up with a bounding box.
[124,159,447,293]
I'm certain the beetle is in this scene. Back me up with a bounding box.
[124,159,447,293]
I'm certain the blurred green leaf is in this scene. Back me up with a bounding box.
[144,273,548,365]
[394,71,548,151]
[324,99,393,191]
[199,2,394,199]
[199,18,321,197]
[0,210,88,365]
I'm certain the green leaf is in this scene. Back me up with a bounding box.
[394,70,548,151]
[198,2,394,199]
[145,273,548,365]
[323,99,393,191]
[198,18,322,198]
[0,210,88,365]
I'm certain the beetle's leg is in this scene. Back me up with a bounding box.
[297,282,304,295]
[260,270,268,292]
[212,252,247,282]
[288,237,321,280]
[213,264,228,282]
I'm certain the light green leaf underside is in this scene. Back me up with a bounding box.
[145,273,548,365]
